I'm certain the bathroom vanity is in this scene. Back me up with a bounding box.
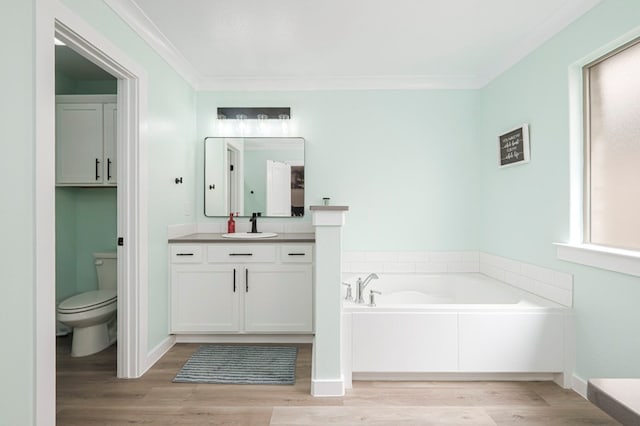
[168,233,314,335]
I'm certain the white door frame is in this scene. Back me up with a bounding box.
[36,2,149,423]
[226,143,243,214]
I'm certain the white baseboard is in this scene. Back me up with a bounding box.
[311,377,345,397]
[352,372,557,382]
[553,373,571,389]
[142,335,176,375]
[572,374,589,399]
[174,334,314,344]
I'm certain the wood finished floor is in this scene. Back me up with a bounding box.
[57,336,619,425]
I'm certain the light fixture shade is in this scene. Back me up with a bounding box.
[217,107,291,119]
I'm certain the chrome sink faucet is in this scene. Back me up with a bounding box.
[356,273,379,304]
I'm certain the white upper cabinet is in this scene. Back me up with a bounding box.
[55,95,117,186]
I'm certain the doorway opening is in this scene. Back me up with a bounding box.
[54,40,119,363]
[52,18,147,379]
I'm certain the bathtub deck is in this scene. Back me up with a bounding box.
[56,336,618,425]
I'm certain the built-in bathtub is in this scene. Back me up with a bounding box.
[341,273,573,388]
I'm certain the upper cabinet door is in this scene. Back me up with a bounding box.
[56,103,104,184]
[103,103,117,185]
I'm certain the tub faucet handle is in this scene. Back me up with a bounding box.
[342,282,354,302]
[368,290,382,307]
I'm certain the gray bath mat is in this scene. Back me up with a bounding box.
[173,345,297,385]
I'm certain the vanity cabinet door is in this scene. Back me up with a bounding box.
[170,265,240,333]
[244,264,313,333]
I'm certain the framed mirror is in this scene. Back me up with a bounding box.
[204,137,305,217]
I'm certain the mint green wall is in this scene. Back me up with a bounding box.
[55,188,77,301]
[197,91,481,251]
[0,1,34,424]
[74,79,117,94]
[55,70,75,94]
[55,188,117,301]
[74,189,117,292]
[60,0,197,351]
[478,0,640,381]
[55,70,117,95]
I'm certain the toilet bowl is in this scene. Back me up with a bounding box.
[57,252,117,357]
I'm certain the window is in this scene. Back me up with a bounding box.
[584,38,640,250]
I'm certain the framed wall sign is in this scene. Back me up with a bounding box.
[498,124,530,168]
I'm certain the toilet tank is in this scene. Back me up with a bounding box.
[93,252,117,290]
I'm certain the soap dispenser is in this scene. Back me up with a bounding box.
[227,213,235,233]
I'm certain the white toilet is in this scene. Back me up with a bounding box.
[57,252,117,357]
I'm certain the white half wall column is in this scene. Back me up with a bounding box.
[310,205,349,397]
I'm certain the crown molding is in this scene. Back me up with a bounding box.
[105,0,202,88]
[197,74,484,91]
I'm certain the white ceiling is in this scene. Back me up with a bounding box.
[105,0,603,90]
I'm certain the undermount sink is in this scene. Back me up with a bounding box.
[221,232,278,239]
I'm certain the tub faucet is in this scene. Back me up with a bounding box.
[356,273,379,304]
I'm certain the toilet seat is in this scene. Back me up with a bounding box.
[58,289,117,314]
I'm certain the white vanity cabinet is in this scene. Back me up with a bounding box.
[169,242,313,334]
[55,95,117,186]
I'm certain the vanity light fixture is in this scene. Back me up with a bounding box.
[217,107,291,120]
[216,107,291,136]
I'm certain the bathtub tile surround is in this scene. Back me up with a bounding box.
[480,253,573,307]
[344,250,573,307]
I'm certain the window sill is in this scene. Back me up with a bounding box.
[555,243,640,278]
